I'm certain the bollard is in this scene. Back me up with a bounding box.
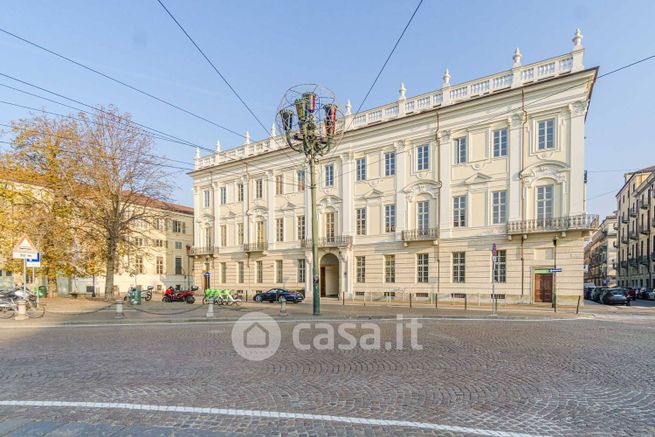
[464,294,468,311]
[279,298,287,316]
[15,299,27,321]
[409,293,412,309]
[435,293,438,309]
[342,291,345,306]
[206,301,214,318]
[576,295,581,315]
[114,299,124,319]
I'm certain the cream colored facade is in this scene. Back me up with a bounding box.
[616,165,655,288]
[584,215,618,287]
[74,202,195,295]
[190,30,597,304]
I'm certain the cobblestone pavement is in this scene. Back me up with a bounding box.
[0,314,654,436]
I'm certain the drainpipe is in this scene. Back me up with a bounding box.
[520,89,528,299]
[435,111,441,305]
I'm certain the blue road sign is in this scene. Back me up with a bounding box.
[548,268,562,273]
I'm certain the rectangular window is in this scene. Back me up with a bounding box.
[172,220,184,233]
[175,257,182,275]
[417,144,429,171]
[255,178,263,199]
[453,195,467,227]
[237,183,244,202]
[454,137,467,164]
[275,260,283,283]
[356,157,367,181]
[356,207,366,236]
[175,241,183,250]
[203,190,210,208]
[220,224,227,246]
[237,223,244,245]
[325,164,334,187]
[384,255,396,283]
[494,250,507,283]
[297,170,305,192]
[536,185,554,221]
[356,256,366,283]
[492,191,507,224]
[417,200,429,231]
[384,204,396,233]
[417,253,429,283]
[275,174,284,195]
[237,261,244,284]
[493,128,507,157]
[276,218,284,242]
[453,252,465,283]
[256,261,263,283]
[325,212,335,240]
[256,221,265,244]
[297,259,305,283]
[537,119,555,150]
[384,151,396,176]
[220,262,227,283]
[297,215,305,240]
[220,187,227,205]
[156,257,164,275]
[134,256,143,275]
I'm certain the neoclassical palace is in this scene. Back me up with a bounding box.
[189,30,597,304]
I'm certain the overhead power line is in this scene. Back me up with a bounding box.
[0,26,245,139]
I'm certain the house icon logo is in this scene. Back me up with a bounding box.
[231,312,281,361]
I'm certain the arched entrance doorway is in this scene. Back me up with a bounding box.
[320,253,339,298]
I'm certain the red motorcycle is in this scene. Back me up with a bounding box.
[163,286,197,304]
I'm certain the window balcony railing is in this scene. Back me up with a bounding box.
[613,241,618,248]
[612,222,619,230]
[640,226,650,235]
[243,241,268,252]
[621,216,628,224]
[301,235,353,248]
[401,227,439,242]
[640,201,649,210]
[507,214,599,235]
[638,255,650,265]
[629,230,639,240]
[629,207,637,217]
[188,246,219,256]
[621,236,628,244]
[629,258,638,267]
[620,260,628,269]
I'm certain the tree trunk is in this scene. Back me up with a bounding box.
[104,239,117,301]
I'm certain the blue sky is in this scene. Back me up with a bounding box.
[1,0,654,218]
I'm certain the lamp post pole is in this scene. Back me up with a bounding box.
[278,86,340,316]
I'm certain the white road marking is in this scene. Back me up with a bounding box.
[0,400,549,437]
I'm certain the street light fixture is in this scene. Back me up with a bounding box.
[276,85,342,316]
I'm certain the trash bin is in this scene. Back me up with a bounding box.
[129,287,142,305]
[37,285,48,298]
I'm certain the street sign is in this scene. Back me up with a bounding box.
[12,235,38,259]
[548,268,562,273]
[26,252,41,268]
[204,271,210,278]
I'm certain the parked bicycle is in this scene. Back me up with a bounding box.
[0,287,46,319]
[202,288,241,306]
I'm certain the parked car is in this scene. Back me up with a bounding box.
[254,288,304,303]
[637,288,653,300]
[600,288,630,306]
[592,287,607,302]
[623,287,637,301]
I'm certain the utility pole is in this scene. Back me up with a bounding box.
[278,85,340,316]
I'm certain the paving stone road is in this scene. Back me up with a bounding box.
[0,312,654,436]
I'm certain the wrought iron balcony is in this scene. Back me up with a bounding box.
[629,207,637,217]
[638,255,650,265]
[621,236,628,244]
[188,246,219,256]
[621,216,628,224]
[507,214,599,235]
[620,260,628,269]
[613,241,618,248]
[301,235,353,249]
[640,226,650,235]
[612,262,617,270]
[401,227,439,242]
[243,241,268,252]
[629,230,639,240]
[629,258,638,267]
[640,201,649,210]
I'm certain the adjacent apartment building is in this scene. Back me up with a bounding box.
[584,215,618,287]
[616,165,655,289]
[189,30,597,304]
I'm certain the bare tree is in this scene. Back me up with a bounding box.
[68,106,172,300]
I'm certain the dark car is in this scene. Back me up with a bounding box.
[254,288,304,303]
[592,287,606,302]
[600,289,630,306]
[637,288,653,300]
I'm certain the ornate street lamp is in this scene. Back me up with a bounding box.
[276,84,342,316]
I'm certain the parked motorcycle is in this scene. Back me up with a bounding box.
[123,286,153,303]
[163,286,196,304]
